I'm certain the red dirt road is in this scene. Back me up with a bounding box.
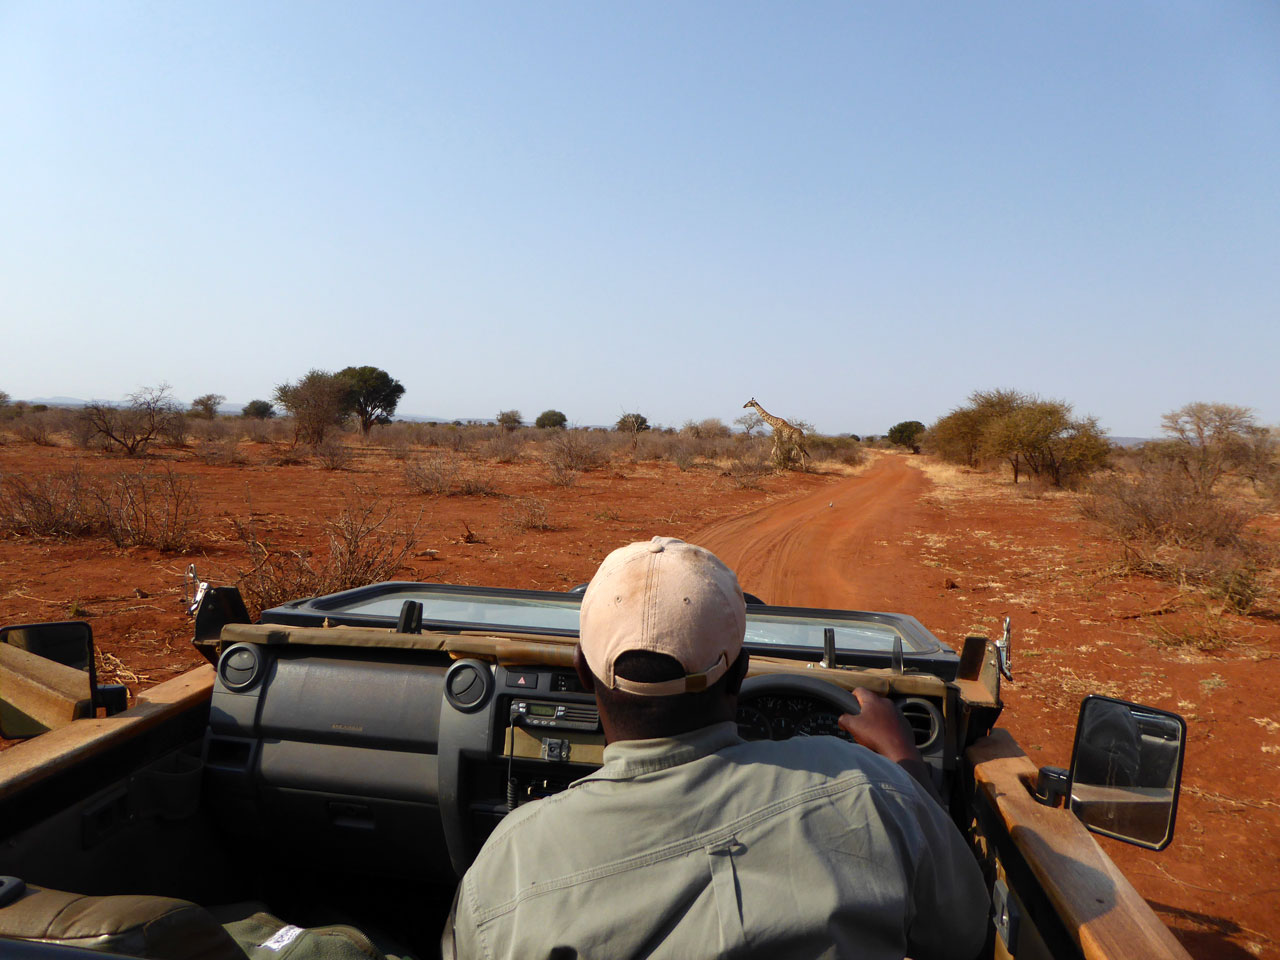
[696,453,930,610]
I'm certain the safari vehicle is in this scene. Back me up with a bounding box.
[0,573,1189,959]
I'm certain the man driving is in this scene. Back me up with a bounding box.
[445,537,988,959]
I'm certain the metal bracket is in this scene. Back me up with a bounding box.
[540,738,571,762]
[819,627,836,669]
[992,876,1021,952]
[996,616,1014,681]
[185,564,208,617]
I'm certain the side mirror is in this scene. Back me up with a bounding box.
[0,621,128,738]
[1068,695,1186,851]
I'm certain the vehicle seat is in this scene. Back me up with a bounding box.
[0,882,409,960]
[0,882,243,960]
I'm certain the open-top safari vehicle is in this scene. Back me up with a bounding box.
[0,570,1189,959]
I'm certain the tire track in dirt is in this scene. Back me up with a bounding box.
[693,454,933,611]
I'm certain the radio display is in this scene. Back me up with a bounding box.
[527,703,557,717]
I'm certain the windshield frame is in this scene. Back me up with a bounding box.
[261,582,957,675]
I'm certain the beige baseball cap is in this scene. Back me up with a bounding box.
[579,537,746,696]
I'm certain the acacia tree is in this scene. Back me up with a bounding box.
[981,401,1109,486]
[1154,402,1270,497]
[535,409,567,429]
[926,389,1030,467]
[336,366,405,436]
[928,389,1108,486]
[616,412,650,451]
[734,411,763,437]
[274,371,352,445]
[190,393,226,420]
[887,420,926,453]
[496,410,523,431]
[81,384,181,456]
[242,400,276,419]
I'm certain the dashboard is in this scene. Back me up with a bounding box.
[204,636,953,880]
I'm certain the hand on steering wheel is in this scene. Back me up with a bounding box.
[837,689,920,766]
[840,689,943,805]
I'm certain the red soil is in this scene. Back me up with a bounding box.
[1,441,1277,958]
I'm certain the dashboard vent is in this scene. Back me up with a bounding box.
[899,698,942,753]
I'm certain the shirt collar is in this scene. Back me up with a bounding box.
[574,721,743,784]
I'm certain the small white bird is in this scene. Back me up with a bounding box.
[828,502,833,508]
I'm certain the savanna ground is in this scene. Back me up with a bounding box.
[1,433,1277,959]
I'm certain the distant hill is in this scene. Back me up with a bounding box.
[25,396,94,407]
[1108,436,1151,448]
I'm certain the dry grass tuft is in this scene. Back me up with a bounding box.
[311,436,354,471]
[404,453,459,495]
[501,496,553,531]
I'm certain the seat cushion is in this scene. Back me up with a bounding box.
[0,883,246,960]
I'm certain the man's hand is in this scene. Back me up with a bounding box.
[838,689,943,804]
[838,688,918,763]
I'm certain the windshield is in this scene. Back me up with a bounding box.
[296,584,929,654]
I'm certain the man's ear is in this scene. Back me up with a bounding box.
[725,650,750,696]
[573,645,596,694]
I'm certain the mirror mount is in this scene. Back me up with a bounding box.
[1032,765,1069,808]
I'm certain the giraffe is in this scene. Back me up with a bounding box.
[743,398,810,470]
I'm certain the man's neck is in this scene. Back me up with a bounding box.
[601,705,736,744]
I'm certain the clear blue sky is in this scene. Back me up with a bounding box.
[3,2,1277,436]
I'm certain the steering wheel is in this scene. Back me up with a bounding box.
[739,672,861,716]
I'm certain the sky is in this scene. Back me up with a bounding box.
[2,2,1277,437]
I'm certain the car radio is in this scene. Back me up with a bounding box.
[510,699,600,732]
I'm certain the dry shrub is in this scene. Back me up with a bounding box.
[1084,467,1252,549]
[724,452,769,490]
[386,435,412,461]
[311,436,354,471]
[188,418,234,442]
[242,419,274,444]
[404,453,460,495]
[1083,465,1269,613]
[193,437,246,466]
[669,439,698,471]
[13,412,57,446]
[546,430,608,473]
[634,432,674,462]
[159,412,189,447]
[0,465,199,550]
[455,467,499,497]
[233,487,419,616]
[808,435,864,468]
[98,467,199,550]
[501,495,553,531]
[485,430,525,464]
[0,468,100,537]
[547,462,578,488]
[373,421,430,457]
[269,447,309,467]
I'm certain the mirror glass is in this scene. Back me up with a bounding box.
[0,622,95,738]
[1069,696,1186,850]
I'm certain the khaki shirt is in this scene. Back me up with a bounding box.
[449,722,988,960]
